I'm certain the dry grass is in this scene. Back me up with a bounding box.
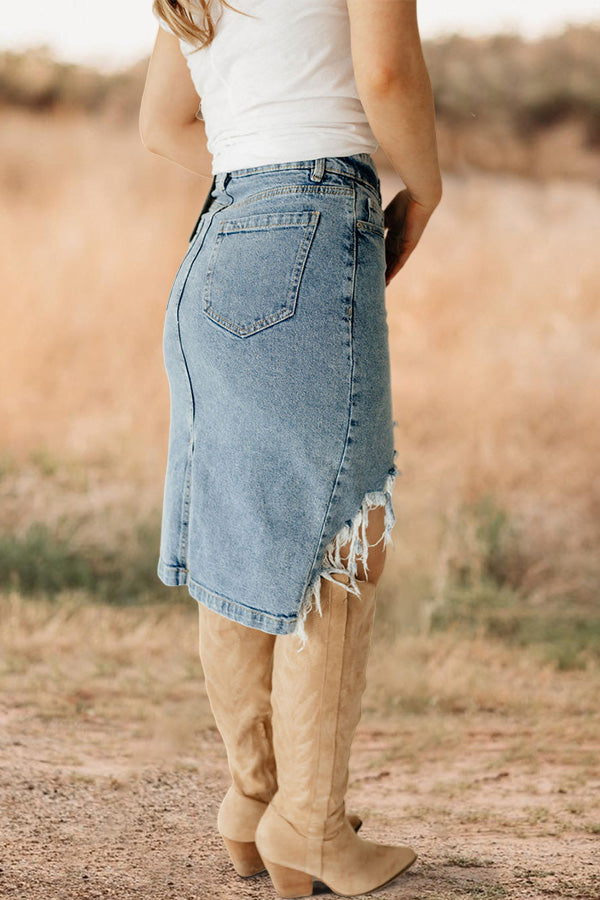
[2,23,600,178]
[0,108,210,478]
[1,108,599,664]
[1,589,598,759]
[0,592,211,752]
[380,168,600,640]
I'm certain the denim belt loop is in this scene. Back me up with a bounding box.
[215,171,229,191]
[309,158,326,183]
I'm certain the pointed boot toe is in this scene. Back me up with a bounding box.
[256,805,416,897]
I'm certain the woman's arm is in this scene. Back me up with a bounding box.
[139,27,211,178]
[346,0,442,279]
[346,0,442,207]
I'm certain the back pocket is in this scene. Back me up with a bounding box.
[203,209,320,338]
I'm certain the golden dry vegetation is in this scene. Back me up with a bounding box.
[1,22,600,178]
[1,104,598,662]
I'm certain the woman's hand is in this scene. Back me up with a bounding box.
[384,188,441,286]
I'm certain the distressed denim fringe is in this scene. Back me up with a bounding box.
[293,454,400,651]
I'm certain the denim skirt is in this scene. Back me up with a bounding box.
[157,152,398,645]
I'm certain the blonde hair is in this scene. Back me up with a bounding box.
[152,0,252,51]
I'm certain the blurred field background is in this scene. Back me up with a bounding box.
[2,21,599,666]
[1,21,600,899]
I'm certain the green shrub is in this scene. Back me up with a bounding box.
[0,516,175,606]
[429,495,600,669]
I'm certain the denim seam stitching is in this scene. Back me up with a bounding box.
[227,165,379,198]
[159,560,299,624]
[297,186,358,610]
[216,184,354,213]
[172,220,215,564]
[356,219,385,237]
[178,443,194,566]
[218,214,317,232]
[221,151,373,176]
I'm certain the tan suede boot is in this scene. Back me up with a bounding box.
[254,574,417,897]
[198,603,277,876]
[197,603,363,879]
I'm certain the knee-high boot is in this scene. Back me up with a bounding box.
[198,603,277,876]
[254,574,417,897]
[197,602,363,878]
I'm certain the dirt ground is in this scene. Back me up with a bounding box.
[1,599,599,900]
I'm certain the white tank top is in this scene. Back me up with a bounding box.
[153,0,378,174]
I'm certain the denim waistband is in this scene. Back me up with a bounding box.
[189,153,381,244]
[213,152,380,197]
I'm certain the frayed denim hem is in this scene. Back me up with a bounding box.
[157,560,301,635]
[291,459,400,652]
[157,450,399,640]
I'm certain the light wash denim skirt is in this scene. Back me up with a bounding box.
[157,152,398,645]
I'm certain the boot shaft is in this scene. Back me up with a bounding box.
[270,574,377,843]
[198,603,278,804]
[255,575,418,895]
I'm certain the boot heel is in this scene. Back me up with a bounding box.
[222,836,266,877]
[263,857,313,898]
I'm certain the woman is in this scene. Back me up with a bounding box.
[140,0,442,895]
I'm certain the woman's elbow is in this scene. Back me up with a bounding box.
[139,113,195,156]
[139,113,164,154]
[138,100,175,153]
